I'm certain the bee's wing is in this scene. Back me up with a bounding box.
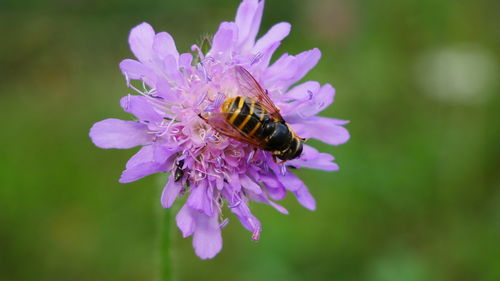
[199,112,267,149]
[234,66,285,122]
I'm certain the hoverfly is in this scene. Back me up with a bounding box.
[199,66,304,162]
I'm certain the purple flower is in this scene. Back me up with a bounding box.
[89,0,349,259]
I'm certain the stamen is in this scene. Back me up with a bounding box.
[214,92,225,108]
[157,115,178,137]
[307,90,314,100]
[251,226,261,241]
[142,79,150,93]
[280,164,287,176]
[124,73,131,88]
[193,168,221,180]
[228,200,242,208]
[123,94,131,111]
[216,156,223,168]
[195,91,208,107]
[128,81,148,97]
[205,135,217,142]
[204,92,225,112]
[203,56,215,63]
[191,44,205,61]
[250,52,263,65]
[200,62,211,82]
[219,218,229,229]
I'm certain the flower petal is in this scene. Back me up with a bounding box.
[128,22,155,63]
[162,54,182,82]
[253,22,291,53]
[260,174,286,200]
[282,81,321,101]
[119,59,156,87]
[227,196,261,233]
[252,42,281,71]
[192,211,223,259]
[187,181,214,216]
[153,32,179,60]
[247,190,288,214]
[271,167,316,210]
[152,142,180,164]
[264,48,322,90]
[263,53,296,88]
[291,116,350,145]
[293,184,316,210]
[156,79,181,102]
[287,144,339,171]
[235,0,264,48]
[119,162,165,183]
[179,53,193,70]
[120,95,162,123]
[210,22,238,56]
[176,204,195,238]
[240,174,262,194]
[125,145,154,169]
[89,119,151,149]
[161,175,182,208]
[287,48,322,87]
[282,83,335,119]
[273,169,303,192]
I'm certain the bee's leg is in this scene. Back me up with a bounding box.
[197,113,207,121]
[272,155,287,165]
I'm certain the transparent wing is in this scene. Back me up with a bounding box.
[234,66,285,122]
[199,112,266,149]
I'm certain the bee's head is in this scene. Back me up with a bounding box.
[276,137,303,161]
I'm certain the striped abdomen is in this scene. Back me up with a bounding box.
[222,96,269,139]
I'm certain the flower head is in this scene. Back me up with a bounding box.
[90,0,349,259]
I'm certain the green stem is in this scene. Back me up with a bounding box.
[160,207,172,281]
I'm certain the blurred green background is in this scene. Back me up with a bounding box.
[1,0,499,280]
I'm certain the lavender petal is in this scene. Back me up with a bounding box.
[161,174,182,208]
[128,22,155,63]
[192,211,223,259]
[89,118,151,149]
[291,116,350,146]
[253,22,291,53]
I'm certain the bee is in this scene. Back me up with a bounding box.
[199,66,304,162]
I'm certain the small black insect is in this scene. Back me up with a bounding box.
[174,160,184,182]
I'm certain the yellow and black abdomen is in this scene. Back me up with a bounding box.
[222,96,270,139]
